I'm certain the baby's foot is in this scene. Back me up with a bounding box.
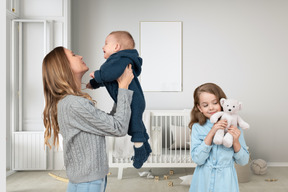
[144,141,152,161]
[132,145,147,169]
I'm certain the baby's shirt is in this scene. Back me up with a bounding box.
[90,49,146,141]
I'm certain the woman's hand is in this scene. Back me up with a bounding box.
[117,64,134,89]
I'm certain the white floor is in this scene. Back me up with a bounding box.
[6,167,288,192]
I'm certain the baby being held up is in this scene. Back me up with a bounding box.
[87,31,151,169]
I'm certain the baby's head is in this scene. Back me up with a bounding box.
[103,31,135,59]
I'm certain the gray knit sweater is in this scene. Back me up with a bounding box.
[57,88,133,183]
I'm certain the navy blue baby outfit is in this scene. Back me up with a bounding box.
[90,49,151,168]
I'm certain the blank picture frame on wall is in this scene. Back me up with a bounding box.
[140,21,182,92]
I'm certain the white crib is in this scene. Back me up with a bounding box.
[108,110,197,179]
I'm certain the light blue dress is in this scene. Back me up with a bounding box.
[189,119,249,192]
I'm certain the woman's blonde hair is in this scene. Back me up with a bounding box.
[188,83,227,130]
[42,46,92,149]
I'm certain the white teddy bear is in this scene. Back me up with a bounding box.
[210,98,250,148]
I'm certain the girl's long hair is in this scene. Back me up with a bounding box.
[188,83,227,130]
[42,46,92,149]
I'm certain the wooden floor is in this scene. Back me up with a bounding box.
[6,167,288,192]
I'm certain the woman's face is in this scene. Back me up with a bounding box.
[64,48,89,77]
[197,92,221,119]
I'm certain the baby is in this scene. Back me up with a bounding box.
[87,31,151,169]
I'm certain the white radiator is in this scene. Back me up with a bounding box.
[13,131,47,170]
[109,110,196,179]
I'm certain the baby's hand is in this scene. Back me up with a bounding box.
[86,82,93,89]
[89,71,95,79]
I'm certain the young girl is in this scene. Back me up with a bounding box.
[188,83,249,192]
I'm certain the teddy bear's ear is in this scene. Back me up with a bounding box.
[238,102,242,110]
[220,98,226,106]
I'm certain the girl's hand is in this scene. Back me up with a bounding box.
[228,125,241,143]
[228,125,241,152]
[205,119,227,146]
[117,64,134,89]
[211,119,227,135]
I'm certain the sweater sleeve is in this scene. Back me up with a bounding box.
[108,103,117,116]
[94,57,131,83]
[69,88,133,137]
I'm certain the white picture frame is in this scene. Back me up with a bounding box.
[140,21,182,92]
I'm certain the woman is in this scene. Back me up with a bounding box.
[42,46,134,192]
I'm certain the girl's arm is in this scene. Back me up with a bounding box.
[228,126,249,165]
[204,119,227,145]
[191,120,227,165]
[190,124,212,165]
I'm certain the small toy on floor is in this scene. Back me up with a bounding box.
[179,175,193,185]
[250,159,267,175]
[154,176,159,181]
[138,169,154,179]
[265,178,278,182]
[48,172,69,183]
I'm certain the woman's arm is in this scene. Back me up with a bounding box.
[69,65,134,137]
[108,64,133,116]
[70,89,133,137]
[117,64,134,89]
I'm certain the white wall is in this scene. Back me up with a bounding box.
[1,0,7,190]
[71,0,288,164]
[6,0,70,171]
[6,0,20,173]
[6,13,12,173]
